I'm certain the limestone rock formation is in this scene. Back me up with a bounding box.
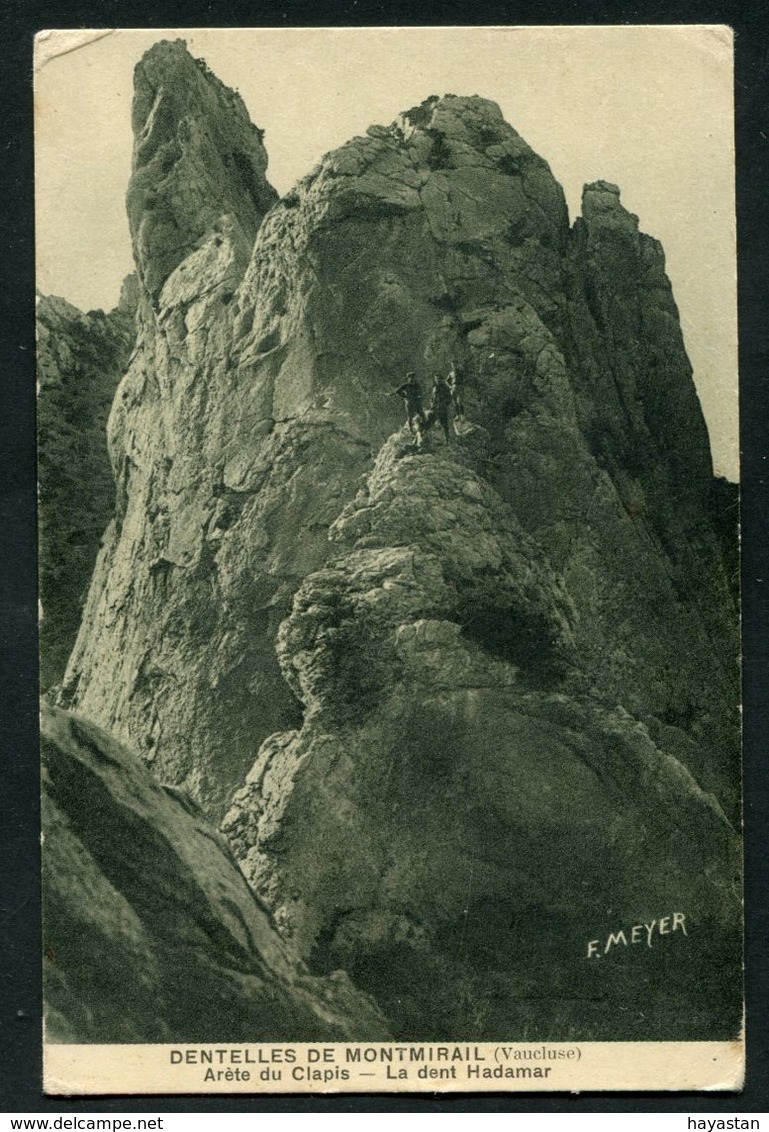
[54,42,741,1041]
[222,433,740,1040]
[42,701,388,1042]
[37,279,138,688]
[127,39,277,302]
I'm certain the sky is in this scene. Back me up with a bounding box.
[34,26,738,479]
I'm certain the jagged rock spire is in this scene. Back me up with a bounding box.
[127,39,278,301]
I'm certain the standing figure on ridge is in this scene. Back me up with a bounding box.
[428,372,453,444]
[395,372,427,448]
[447,363,465,427]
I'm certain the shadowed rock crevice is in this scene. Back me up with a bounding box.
[453,570,570,684]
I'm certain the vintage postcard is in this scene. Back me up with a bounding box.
[35,26,742,1094]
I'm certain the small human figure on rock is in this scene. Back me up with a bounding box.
[395,372,426,448]
[428,372,453,443]
[447,363,465,424]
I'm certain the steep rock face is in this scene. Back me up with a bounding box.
[63,66,738,818]
[42,702,387,1042]
[37,279,138,688]
[61,42,308,811]
[222,434,740,1039]
[63,79,573,810]
[59,45,740,1039]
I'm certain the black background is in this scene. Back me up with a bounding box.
[2,0,767,1114]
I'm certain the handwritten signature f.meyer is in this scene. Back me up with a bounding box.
[586,912,688,958]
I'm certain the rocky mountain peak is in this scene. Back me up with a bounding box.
[48,48,741,1043]
[128,39,278,302]
[397,92,505,134]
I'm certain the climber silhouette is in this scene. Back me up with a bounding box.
[427,372,452,443]
[395,372,427,447]
[447,363,465,424]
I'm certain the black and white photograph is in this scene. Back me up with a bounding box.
[34,25,743,1094]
